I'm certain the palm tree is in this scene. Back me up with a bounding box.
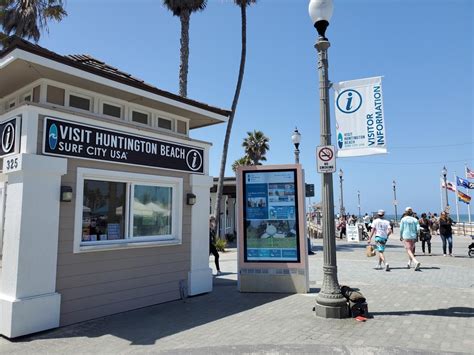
[163,0,206,98]
[213,0,256,237]
[231,155,252,172]
[242,130,269,165]
[1,0,67,43]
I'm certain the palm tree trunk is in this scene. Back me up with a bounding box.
[179,9,190,98]
[214,3,247,238]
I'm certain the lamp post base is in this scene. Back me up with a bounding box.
[314,297,349,319]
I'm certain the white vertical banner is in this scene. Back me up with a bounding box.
[334,76,388,157]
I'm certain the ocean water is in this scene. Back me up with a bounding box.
[382,214,473,223]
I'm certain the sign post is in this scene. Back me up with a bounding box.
[316,145,336,173]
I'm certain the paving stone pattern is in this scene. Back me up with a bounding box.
[0,234,472,354]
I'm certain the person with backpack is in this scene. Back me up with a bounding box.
[419,213,432,255]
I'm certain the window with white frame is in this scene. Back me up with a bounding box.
[158,117,172,130]
[21,92,32,103]
[69,93,92,111]
[176,120,187,134]
[75,168,182,252]
[131,110,149,125]
[6,100,16,110]
[102,102,122,118]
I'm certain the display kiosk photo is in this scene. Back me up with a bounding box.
[236,165,309,293]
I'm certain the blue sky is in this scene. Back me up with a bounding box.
[38,0,473,216]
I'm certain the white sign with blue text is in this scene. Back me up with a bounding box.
[334,76,387,157]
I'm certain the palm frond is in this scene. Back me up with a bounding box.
[163,0,207,17]
[233,0,257,6]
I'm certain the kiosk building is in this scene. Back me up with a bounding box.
[0,38,229,338]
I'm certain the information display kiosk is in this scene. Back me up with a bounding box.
[237,165,309,293]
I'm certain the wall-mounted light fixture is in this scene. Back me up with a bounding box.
[186,193,196,206]
[60,186,73,202]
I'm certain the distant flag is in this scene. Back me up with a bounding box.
[466,167,474,179]
[457,190,471,204]
[456,176,474,189]
[441,180,456,192]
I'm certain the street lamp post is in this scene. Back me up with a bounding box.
[309,0,348,319]
[338,169,344,217]
[292,128,301,164]
[392,180,398,223]
[442,166,449,208]
[357,190,361,220]
[291,128,315,255]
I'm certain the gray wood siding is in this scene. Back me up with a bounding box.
[38,117,195,326]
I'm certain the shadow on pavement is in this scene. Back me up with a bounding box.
[387,266,441,271]
[311,243,404,253]
[371,306,474,318]
[12,278,292,346]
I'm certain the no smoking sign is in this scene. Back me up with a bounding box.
[316,145,336,173]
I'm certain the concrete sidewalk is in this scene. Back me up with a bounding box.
[0,235,472,354]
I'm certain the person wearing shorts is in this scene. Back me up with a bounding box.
[400,207,421,271]
[368,210,392,271]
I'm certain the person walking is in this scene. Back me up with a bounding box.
[419,213,432,255]
[368,210,392,271]
[337,216,346,239]
[400,207,421,271]
[439,211,455,257]
[363,213,371,232]
[430,213,439,235]
[209,215,221,275]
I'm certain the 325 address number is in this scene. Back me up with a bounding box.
[2,154,22,173]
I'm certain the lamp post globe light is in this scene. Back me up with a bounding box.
[442,166,449,207]
[292,127,302,164]
[309,0,349,319]
[392,180,398,223]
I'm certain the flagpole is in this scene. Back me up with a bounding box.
[466,164,472,226]
[439,177,444,212]
[468,202,472,224]
[454,172,460,222]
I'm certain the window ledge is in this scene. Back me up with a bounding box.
[76,238,182,253]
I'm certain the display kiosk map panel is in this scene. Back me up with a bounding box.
[243,169,300,262]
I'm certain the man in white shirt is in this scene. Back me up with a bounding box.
[368,210,392,271]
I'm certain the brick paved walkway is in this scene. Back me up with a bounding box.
[0,235,472,354]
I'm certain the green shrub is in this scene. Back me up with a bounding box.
[215,238,227,252]
[225,233,236,243]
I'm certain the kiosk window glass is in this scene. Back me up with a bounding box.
[132,185,172,238]
[132,110,149,125]
[46,85,65,106]
[176,120,187,134]
[103,103,122,118]
[75,168,183,252]
[69,94,91,111]
[158,118,172,130]
[82,180,126,242]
